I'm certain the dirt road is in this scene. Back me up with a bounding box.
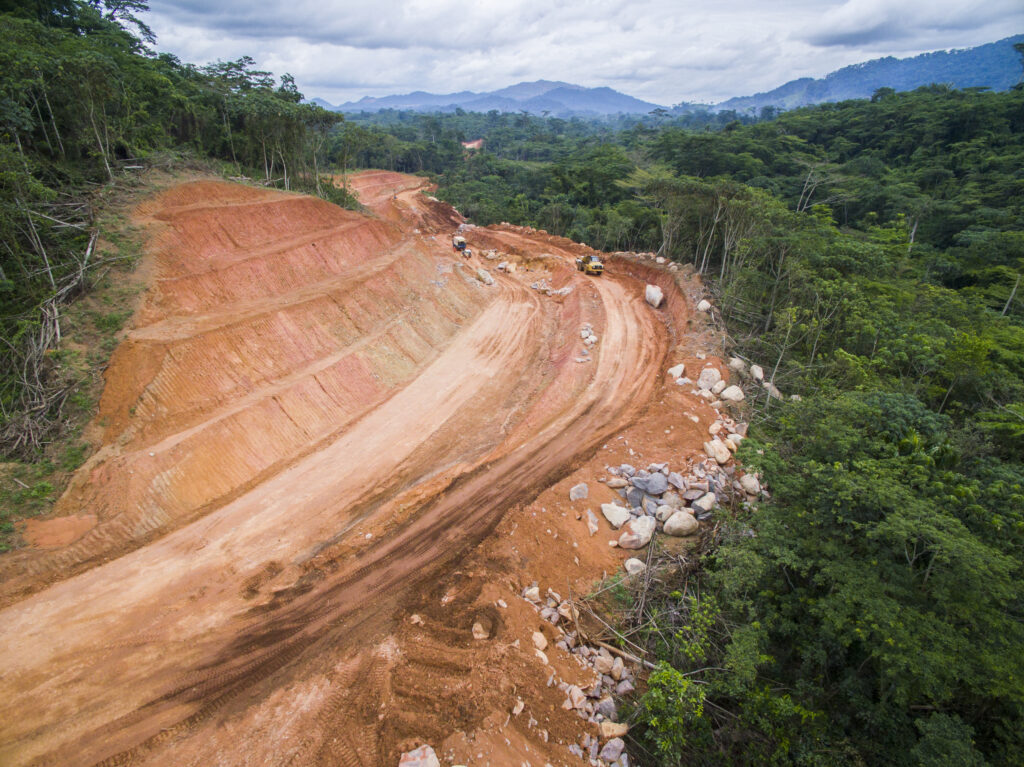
[0,171,687,766]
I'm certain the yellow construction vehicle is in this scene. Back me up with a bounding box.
[575,254,604,276]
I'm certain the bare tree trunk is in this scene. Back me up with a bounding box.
[1002,274,1020,316]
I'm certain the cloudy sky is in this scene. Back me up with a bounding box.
[140,0,1024,106]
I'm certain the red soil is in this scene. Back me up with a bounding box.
[0,171,720,766]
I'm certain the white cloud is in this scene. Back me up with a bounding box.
[140,1,1024,106]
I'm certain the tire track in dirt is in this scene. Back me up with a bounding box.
[0,172,674,766]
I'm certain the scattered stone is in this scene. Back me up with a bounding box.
[512,698,525,716]
[601,503,631,529]
[720,385,744,402]
[750,364,764,382]
[535,649,549,664]
[472,622,489,640]
[655,504,676,522]
[611,656,625,681]
[569,482,588,501]
[410,614,424,626]
[667,363,685,379]
[728,357,747,375]
[727,432,745,446]
[625,486,644,509]
[697,367,723,390]
[605,476,629,489]
[692,493,717,512]
[623,558,646,576]
[697,299,712,312]
[667,472,686,491]
[616,679,635,696]
[596,696,617,719]
[601,722,629,739]
[618,464,636,477]
[631,471,668,496]
[568,685,587,709]
[711,379,727,395]
[586,509,600,536]
[645,284,664,308]
[704,440,731,465]
[740,474,761,495]
[399,745,441,767]
[600,738,626,762]
[618,516,657,549]
[532,631,548,651]
[594,655,614,675]
[664,510,699,537]
[523,585,541,602]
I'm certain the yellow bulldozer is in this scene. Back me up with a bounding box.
[575,254,604,276]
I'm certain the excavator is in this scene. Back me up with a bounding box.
[575,254,604,276]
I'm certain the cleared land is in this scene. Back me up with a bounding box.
[0,171,717,766]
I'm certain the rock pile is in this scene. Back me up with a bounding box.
[576,324,599,363]
[519,583,638,767]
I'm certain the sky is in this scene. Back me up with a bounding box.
[140,0,1024,106]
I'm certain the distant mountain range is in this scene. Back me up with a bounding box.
[311,35,1023,117]
[715,34,1024,114]
[314,80,662,117]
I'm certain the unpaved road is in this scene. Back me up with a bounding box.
[0,171,682,766]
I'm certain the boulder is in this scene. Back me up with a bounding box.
[623,558,646,576]
[667,363,686,379]
[692,492,717,512]
[655,504,676,522]
[697,299,712,312]
[569,482,588,501]
[631,472,668,496]
[600,503,631,529]
[750,364,764,382]
[399,745,441,767]
[697,367,723,390]
[645,284,664,308]
[711,379,727,395]
[600,721,629,739]
[600,738,626,762]
[618,516,657,549]
[704,440,731,465]
[720,385,744,402]
[661,490,684,508]
[663,511,699,537]
[475,268,494,286]
[626,486,644,509]
[728,357,747,375]
[740,474,761,495]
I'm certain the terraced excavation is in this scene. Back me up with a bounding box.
[0,171,708,766]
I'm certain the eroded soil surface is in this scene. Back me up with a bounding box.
[0,171,721,766]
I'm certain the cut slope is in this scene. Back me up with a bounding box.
[0,172,690,767]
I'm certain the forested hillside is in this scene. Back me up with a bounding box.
[351,82,1024,764]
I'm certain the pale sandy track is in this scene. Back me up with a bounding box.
[0,172,673,766]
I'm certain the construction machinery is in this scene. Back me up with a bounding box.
[452,235,467,252]
[575,254,604,276]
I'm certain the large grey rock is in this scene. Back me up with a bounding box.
[720,385,744,402]
[631,472,668,496]
[475,268,494,286]
[642,496,660,516]
[645,284,664,308]
[601,503,631,529]
[664,511,699,537]
[667,472,686,490]
[618,464,636,477]
[399,745,441,767]
[619,516,657,549]
[600,738,626,762]
[626,486,644,509]
[697,367,723,390]
[569,482,588,501]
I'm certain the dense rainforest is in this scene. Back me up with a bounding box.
[2,2,1023,764]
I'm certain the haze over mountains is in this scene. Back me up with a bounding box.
[314,34,1023,117]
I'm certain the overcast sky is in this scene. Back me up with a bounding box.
[140,1,1024,106]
